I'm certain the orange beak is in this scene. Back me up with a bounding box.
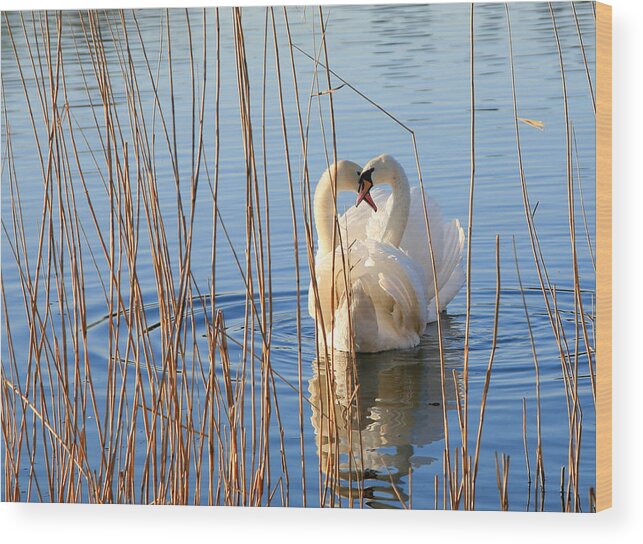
[356,179,377,212]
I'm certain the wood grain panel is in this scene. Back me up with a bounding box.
[596,0,612,512]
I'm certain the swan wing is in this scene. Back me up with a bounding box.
[309,239,429,352]
[360,240,429,351]
[398,188,465,317]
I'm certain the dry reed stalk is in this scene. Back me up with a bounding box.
[458,4,476,510]
[571,2,596,115]
[572,124,596,273]
[521,398,532,488]
[550,3,588,511]
[494,452,510,511]
[512,237,545,502]
[468,235,501,509]
[267,7,307,506]
[232,7,288,505]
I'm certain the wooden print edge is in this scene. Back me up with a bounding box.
[596,0,612,512]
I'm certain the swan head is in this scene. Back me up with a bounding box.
[356,154,405,211]
[320,160,362,192]
[318,159,380,211]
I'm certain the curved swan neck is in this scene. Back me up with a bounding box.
[313,158,409,253]
[314,174,336,255]
[382,168,410,248]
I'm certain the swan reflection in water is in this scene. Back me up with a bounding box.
[308,317,462,509]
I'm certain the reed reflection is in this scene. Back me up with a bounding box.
[308,318,461,508]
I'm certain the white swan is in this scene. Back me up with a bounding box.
[308,154,464,353]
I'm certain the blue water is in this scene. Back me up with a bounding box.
[1,2,596,510]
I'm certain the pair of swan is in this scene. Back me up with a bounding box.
[308,154,464,353]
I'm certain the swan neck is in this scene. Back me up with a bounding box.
[314,173,336,255]
[382,171,410,247]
